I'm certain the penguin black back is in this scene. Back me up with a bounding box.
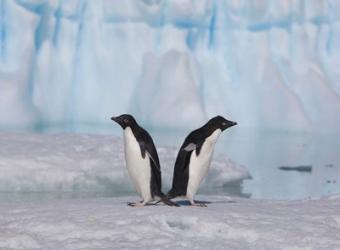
[111,114,179,206]
[167,116,237,199]
[111,114,161,197]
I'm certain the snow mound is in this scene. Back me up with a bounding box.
[0,134,250,194]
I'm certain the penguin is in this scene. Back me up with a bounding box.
[111,114,178,207]
[167,116,237,206]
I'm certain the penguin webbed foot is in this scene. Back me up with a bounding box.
[161,197,180,207]
[150,197,179,207]
[190,203,207,207]
[127,197,180,207]
[127,200,163,207]
[127,201,145,207]
[190,200,208,207]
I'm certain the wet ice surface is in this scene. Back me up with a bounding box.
[1,195,340,249]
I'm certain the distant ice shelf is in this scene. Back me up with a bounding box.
[1,0,340,132]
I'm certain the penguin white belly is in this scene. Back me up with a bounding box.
[186,129,221,200]
[124,127,152,201]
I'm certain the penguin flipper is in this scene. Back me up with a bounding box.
[135,128,163,198]
[182,140,204,156]
[168,134,205,197]
[167,148,193,198]
[183,143,196,152]
[137,138,160,170]
[146,151,159,170]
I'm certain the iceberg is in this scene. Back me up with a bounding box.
[0,0,340,132]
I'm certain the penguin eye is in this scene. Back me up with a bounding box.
[124,119,129,123]
[222,122,227,126]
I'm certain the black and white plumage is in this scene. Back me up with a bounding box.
[167,116,237,206]
[111,114,178,207]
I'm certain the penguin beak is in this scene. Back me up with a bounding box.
[111,116,120,124]
[111,116,126,129]
[228,121,237,129]
[222,121,237,131]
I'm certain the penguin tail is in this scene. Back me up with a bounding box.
[159,193,179,207]
[161,196,179,207]
[166,189,179,200]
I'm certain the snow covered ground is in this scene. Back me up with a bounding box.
[1,133,340,249]
[1,195,340,249]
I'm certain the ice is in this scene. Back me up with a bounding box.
[130,50,206,129]
[0,133,250,194]
[0,133,339,249]
[1,0,340,132]
[1,195,340,249]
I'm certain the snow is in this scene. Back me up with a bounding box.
[0,133,340,249]
[0,133,250,195]
[1,195,340,249]
[1,0,340,132]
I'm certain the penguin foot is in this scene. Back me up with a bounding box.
[190,202,207,207]
[161,197,180,207]
[152,200,162,206]
[127,202,145,207]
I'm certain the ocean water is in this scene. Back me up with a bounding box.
[149,128,340,200]
[218,129,340,200]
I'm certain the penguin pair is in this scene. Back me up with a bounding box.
[111,114,237,207]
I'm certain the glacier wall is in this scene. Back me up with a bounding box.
[1,0,340,132]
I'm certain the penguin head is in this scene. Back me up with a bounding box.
[207,116,237,132]
[111,114,137,130]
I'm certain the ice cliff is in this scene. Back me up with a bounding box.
[0,0,340,132]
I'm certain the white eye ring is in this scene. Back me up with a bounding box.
[222,122,227,126]
[124,119,128,123]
